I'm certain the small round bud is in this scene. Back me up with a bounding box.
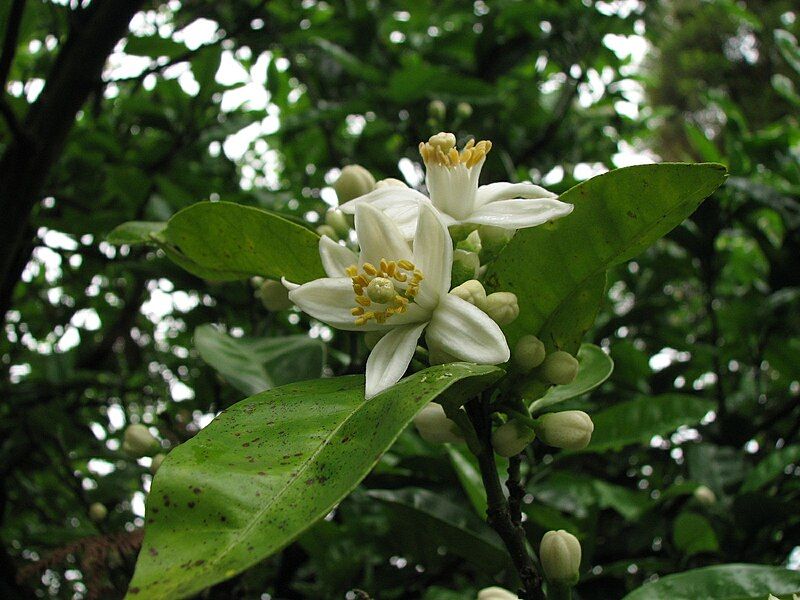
[333,164,376,204]
[366,277,396,304]
[375,177,407,189]
[492,420,536,457]
[514,335,546,372]
[693,485,716,505]
[535,411,594,450]
[484,292,519,326]
[451,249,481,287]
[428,99,446,120]
[540,351,579,385]
[325,209,350,238]
[540,530,581,584]
[151,453,166,475]
[122,424,160,458]
[413,403,464,444]
[477,587,518,600]
[450,279,487,308]
[257,279,293,312]
[456,229,482,254]
[456,101,473,119]
[89,502,107,522]
[250,276,264,288]
[315,224,338,239]
[427,131,457,152]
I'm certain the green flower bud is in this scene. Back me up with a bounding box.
[535,411,594,450]
[540,530,581,585]
[428,99,446,120]
[540,350,579,385]
[324,209,350,238]
[450,279,487,308]
[375,177,407,189]
[492,420,536,457]
[413,403,464,444]
[151,453,166,475]
[477,587,518,600]
[484,292,519,326]
[514,335,546,372]
[456,229,482,254]
[333,164,376,204]
[89,502,107,522]
[477,224,515,261]
[315,224,338,239]
[456,101,473,119]
[451,249,481,287]
[257,279,293,312]
[693,485,716,505]
[122,424,160,458]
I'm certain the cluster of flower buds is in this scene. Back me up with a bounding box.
[449,279,519,326]
[513,335,579,385]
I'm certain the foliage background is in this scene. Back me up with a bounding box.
[1,0,799,598]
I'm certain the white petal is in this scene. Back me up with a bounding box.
[319,235,357,277]
[365,322,427,398]
[354,203,413,266]
[426,294,510,364]
[474,182,558,208]
[467,198,574,229]
[281,276,300,291]
[413,202,452,311]
[340,187,430,239]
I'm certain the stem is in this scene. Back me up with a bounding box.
[548,582,572,600]
[466,398,545,600]
[507,454,524,527]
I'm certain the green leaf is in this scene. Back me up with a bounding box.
[528,343,614,413]
[368,488,510,573]
[621,564,800,600]
[584,394,715,453]
[740,445,800,493]
[446,445,487,516]
[486,163,727,349]
[672,511,719,556]
[126,364,503,599]
[194,324,325,395]
[106,221,167,245]
[775,29,800,75]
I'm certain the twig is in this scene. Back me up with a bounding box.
[507,454,524,527]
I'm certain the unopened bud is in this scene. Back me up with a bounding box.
[151,453,166,475]
[456,102,473,119]
[477,587,518,600]
[514,335,546,372]
[413,403,464,444]
[333,164,376,204]
[492,420,536,457]
[477,225,515,261]
[693,485,716,505]
[316,224,338,239]
[456,229,482,254]
[540,530,581,584]
[89,502,107,522]
[451,249,480,287]
[122,424,160,458]
[541,351,579,385]
[428,99,446,120]
[375,177,407,189]
[257,279,293,311]
[325,209,350,238]
[450,279,487,308]
[535,411,593,450]
[250,276,264,288]
[484,292,519,326]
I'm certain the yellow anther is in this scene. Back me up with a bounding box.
[398,260,415,270]
[464,138,475,150]
[419,133,492,168]
[345,265,358,277]
[353,275,368,287]
[394,271,408,283]
[385,262,396,276]
[363,263,378,276]
[353,284,363,295]
[356,296,371,307]
[349,257,425,326]
[351,307,365,316]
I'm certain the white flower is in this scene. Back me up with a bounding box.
[339,132,574,238]
[287,202,510,398]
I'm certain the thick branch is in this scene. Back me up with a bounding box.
[0,0,26,91]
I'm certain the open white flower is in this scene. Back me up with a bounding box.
[287,202,510,398]
[339,132,574,238]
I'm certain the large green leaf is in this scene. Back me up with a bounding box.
[621,564,800,600]
[446,445,487,516]
[106,221,167,245]
[126,364,503,599]
[584,394,715,453]
[673,511,719,556]
[486,163,727,348]
[194,324,325,395]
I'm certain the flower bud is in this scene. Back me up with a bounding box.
[89,502,107,522]
[151,453,166,475]
[325,209,350,238]
[693,485,716,505]
[484,292,519,326]
[514,335,546,372]
[257,279,293,312]
[122,424,160,458]
[456,229,482,254]
[333,164,376,204]
[413,403,464,444]
[535,411,594,450]
[450,279,487,308]
[451,249,481,287]
[250,276,264,288]
[477,225,515,261]
[477,587,518,600]
[540,530,581,584]
[315,224,338,239]
[540,351,579,385]
[428,99,446,120]
[375,177,407,189]
[456,101,473,119]
[492,420,536,457]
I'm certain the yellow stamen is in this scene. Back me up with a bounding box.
[418,132,492,168]
[347,258,425,326]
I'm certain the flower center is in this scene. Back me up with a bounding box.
[418,132,492,169]
[346,259,424,326]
